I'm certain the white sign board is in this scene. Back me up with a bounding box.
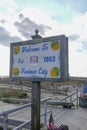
[10,35,68,82]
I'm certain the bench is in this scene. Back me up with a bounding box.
[48,101,74,108]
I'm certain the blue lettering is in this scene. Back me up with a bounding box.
[18,58,24,63]
[38,68,48,77]
[21,68,37,75]
[42,44,48,51]
[44,57,48,62]
[44,56,55,62]
[22,46,40,53]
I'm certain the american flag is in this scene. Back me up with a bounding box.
[47,112,57,130]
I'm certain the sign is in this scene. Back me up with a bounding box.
[10,35,68,82]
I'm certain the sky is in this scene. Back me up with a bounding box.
[0,0,87,77]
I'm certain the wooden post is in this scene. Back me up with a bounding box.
[31,29,42,130]
[31,81,41,130]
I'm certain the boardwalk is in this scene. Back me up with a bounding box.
[0,83,86,130]
[0,101,87,130]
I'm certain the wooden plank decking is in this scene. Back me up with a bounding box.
[50,107,87,130]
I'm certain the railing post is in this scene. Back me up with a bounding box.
[65,98,66,102]
[70,96,72,103]
[3,114,8,130]
[76,88,79,108]
[44,101,47,125]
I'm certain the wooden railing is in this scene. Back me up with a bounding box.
[0,97,51,130]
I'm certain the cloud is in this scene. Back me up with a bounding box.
[14,15,51,39]
[69,34,80,41]
[19,13,24,21]
[0,26,22,46]
[0,19,5,24]
[81,40,87,51]
[0,44,10,76]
